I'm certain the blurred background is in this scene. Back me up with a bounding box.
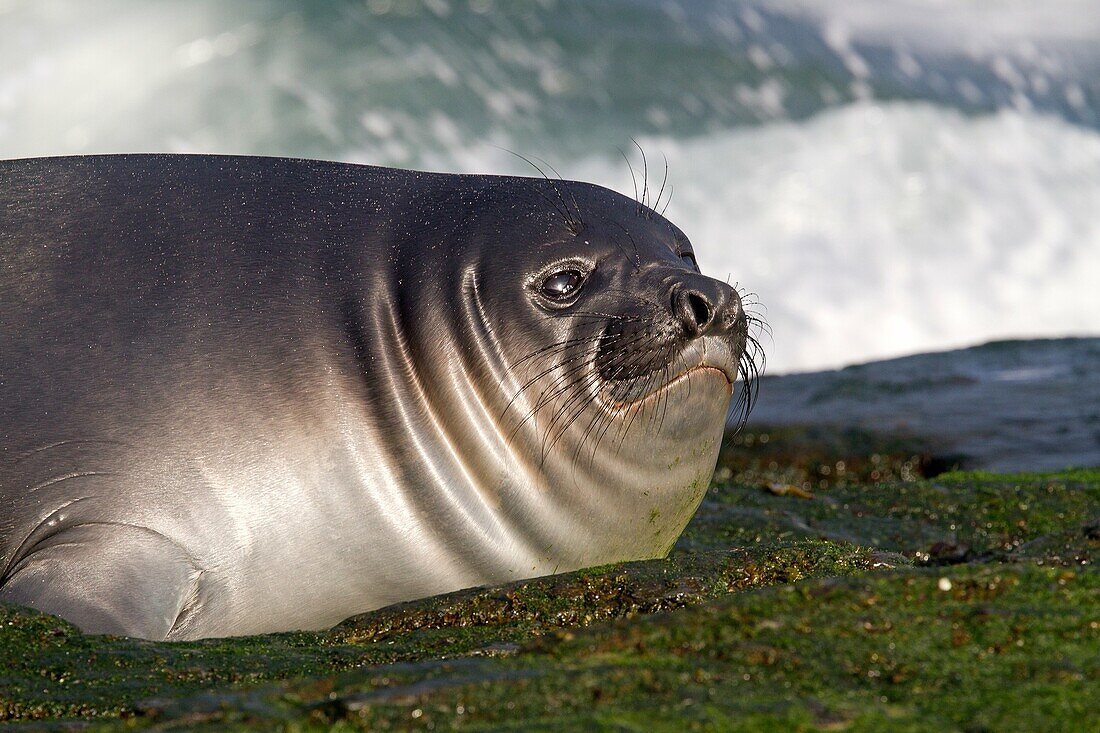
[2,0,1098,374]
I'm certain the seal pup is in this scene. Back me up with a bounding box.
[0,154,756,639]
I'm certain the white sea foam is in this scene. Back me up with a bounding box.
[560,103,1100,374]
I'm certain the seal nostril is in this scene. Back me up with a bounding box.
[686,291,712,330]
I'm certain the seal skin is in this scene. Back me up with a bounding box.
[0,155,750,639]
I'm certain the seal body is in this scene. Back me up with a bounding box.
[0,155,748,639]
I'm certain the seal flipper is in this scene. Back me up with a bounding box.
[0,523,204,640]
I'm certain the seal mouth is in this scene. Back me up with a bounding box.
[612,365,733,407]
[599,337,737,408]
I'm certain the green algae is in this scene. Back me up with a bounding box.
[686,466,1099,564]
[0,426,1095,730]
[73,564,1098,732]
[301,564,1097,733]
[686,426,1097,566]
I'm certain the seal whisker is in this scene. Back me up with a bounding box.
[531,155,584,232]
[618,147,641,210]
[504,342,602,427]
[508,327,635,393]
[524,330,650,418]
[632,138,650,213]
[620,343,677,440]
[496,147,583,233]
[636,342,674,435]
[659,183,674,217]
[540,371,604,464]
[507,371,592,447]
[745,314,773,340]
[658,343,679,432]
[611,360,661,452]
[653,154,670,216]
[608,220,643,272]
[654,348,677,435]
[574,335,664,458]
[556,334,665,458]
[508,331,603,371]
[727,331,764,435]
[735,288,767,311]
[572,396,611,468]
[536,348,626,454]
[505,331,652,443]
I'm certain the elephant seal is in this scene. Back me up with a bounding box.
[0,154,754,640]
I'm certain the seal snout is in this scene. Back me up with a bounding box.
[672,277,743,340]
[593,270,747,407]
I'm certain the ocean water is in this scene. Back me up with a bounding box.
[2,0,1098,373]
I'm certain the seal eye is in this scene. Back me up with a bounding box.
[680,251,698,270]
[540,269,585,300]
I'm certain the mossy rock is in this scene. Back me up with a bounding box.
[686,465,1099,564]
[95,564,1100,732]
[301,564,1098,732]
